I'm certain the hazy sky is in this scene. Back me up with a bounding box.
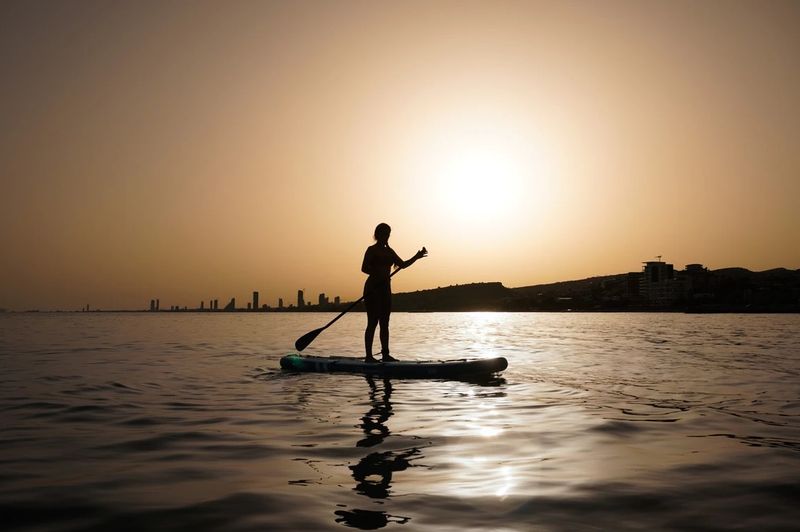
[1,0,799,310]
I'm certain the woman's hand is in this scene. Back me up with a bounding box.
[414,247,428,260]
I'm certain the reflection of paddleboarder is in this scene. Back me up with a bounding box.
[361,223,426,363]
[357,376,393,448]
[353,377,420,498]
[337,376,417,528]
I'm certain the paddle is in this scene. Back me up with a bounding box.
[294,249,425,351]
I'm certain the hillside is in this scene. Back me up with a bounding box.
[384,268,800,312]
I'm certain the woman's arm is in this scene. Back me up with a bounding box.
[396,247,427,269]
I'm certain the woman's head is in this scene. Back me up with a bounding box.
[374,223,391,244]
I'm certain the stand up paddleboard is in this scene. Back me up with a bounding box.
[280,353,508,379]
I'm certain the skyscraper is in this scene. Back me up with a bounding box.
[297,290,304,308]
[252,291,259,311]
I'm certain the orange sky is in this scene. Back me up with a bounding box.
[1,1,799,310]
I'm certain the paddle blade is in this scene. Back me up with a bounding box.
[295,327,324,351]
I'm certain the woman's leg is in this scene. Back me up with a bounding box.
[379,290,397,361]
[365,313,379,361]
[378,312,390,357]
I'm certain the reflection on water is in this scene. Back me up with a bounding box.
[338,374,512,529]
[1,312,799,531]
[334,508,410,529]
[337,377,415,528]
[356,377,394,449]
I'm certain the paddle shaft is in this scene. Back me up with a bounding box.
[295,268,402,351]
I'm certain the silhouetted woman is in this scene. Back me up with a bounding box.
[361,223,426,362]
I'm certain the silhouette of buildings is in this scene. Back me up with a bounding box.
[640,258,681,306]
[127,260,797,315]
[684,263,712,299]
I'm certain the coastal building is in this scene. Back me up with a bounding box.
[252,291,259,311]
[223,298,236,311]
[640,258,683,306]
[683,263,712,299]
[297,290,305,308]
[625,273,640,301]
[334,296,340,305]
[278,298,284,309]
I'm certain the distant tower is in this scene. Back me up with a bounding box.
[223,298,235,311]
[156,299,160,311]
[334,296,340,305]
[213,299,218,310]
[200,301,205,310]
[278,298,284,309]
[297,290,305,308]
[150,299,155,311]
[318,293,326,306]
[252,291,259,311]
[247,302,252,310]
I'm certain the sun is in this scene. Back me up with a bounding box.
[408,112,555,239]
[434,144,523,222]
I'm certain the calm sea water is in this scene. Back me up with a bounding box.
[1,312,798,531]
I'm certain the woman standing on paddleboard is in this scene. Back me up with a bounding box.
[361,223,426,362]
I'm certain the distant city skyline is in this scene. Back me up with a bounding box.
[13,257,798,312]
[1,2,798,310]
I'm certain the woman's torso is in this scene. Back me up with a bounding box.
[363,244,399,294]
